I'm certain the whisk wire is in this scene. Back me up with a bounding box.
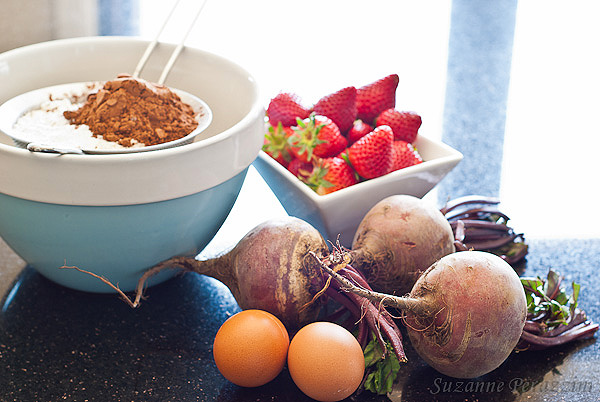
[132,0,207,84]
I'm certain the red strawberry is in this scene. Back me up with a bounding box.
[346,119,373,144]
[288,114,347,162]
[262,122,293,167]
[287,157,314,182]
[345,125,394,179]
[313,118,347,158]
[266,92,311,127]
[309,157,358,195]
[313,86,357,133]
[288,141,313,163]
[356,74,399,124]
[390,140,423,172]
[376,109,422,143]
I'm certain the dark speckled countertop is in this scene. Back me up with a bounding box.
[2,1,599,401]
[1,238,599,402]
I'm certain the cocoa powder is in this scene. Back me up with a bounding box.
[64,74,198,147]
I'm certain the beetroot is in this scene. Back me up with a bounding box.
[156,217,406,359]
[143,217,328,329]
[404,251,527,378]
[318,250,528,378]
[62,216,406,360]
[350,195,456,295]
[195,217,328,328]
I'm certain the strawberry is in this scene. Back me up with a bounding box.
[266,92,311,127]
[345,125,394,179]
[263,122,293,167]
[288,114,347,162]
[376,109,422,143]
[346,119,373,144]
[356,74,399,124]
[287,157,314,182]
[313,117,347,158]
[390,140,423,172]
[313,86,357,133]
[288,141,313,163]
[309,157,358,195]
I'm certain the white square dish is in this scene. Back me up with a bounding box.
[253,134,463,247]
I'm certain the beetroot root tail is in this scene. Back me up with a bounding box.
[60,256,195,308]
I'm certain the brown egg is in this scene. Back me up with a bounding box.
[213,309,289,387]
[287,321,365,401]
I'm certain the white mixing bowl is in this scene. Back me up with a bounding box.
[0,37,264,292]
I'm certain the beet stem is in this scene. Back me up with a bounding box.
[440,195,500,215]
[520,321,599,349]
[325,285,362,318]
[445,207,510,222]
[464,234,519,250]
[357,315,369,349]
[310,252,436,319]
[331,278,407,362]
[454,219,466,242]
[450,220,511,232]
[339,266,405,339]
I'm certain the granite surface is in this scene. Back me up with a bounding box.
[436,0,518,201]
[1,1,599,401]
[0,238,598,402]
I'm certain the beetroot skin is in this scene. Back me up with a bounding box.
[224,217,328,328]
[351,195,456,295]
[405,251,527,378]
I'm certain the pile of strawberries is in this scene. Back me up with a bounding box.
[263,74,423,195]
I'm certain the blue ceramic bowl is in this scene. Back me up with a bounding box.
[0,173,247,292]
[0,37,264,292]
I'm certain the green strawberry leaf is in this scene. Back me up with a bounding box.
[303,162,330,192]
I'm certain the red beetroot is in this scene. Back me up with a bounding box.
[351,195,455,295]
[134,218,329,329]
[319,250,528,379]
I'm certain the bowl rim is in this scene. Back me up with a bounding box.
[0,36,265,205]
[0,36,263,162]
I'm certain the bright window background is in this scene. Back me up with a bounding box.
[139,0,451,141]
[139,0,452,249]
[500,0,600,238]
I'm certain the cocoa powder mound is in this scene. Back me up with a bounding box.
[64,74,199,147]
